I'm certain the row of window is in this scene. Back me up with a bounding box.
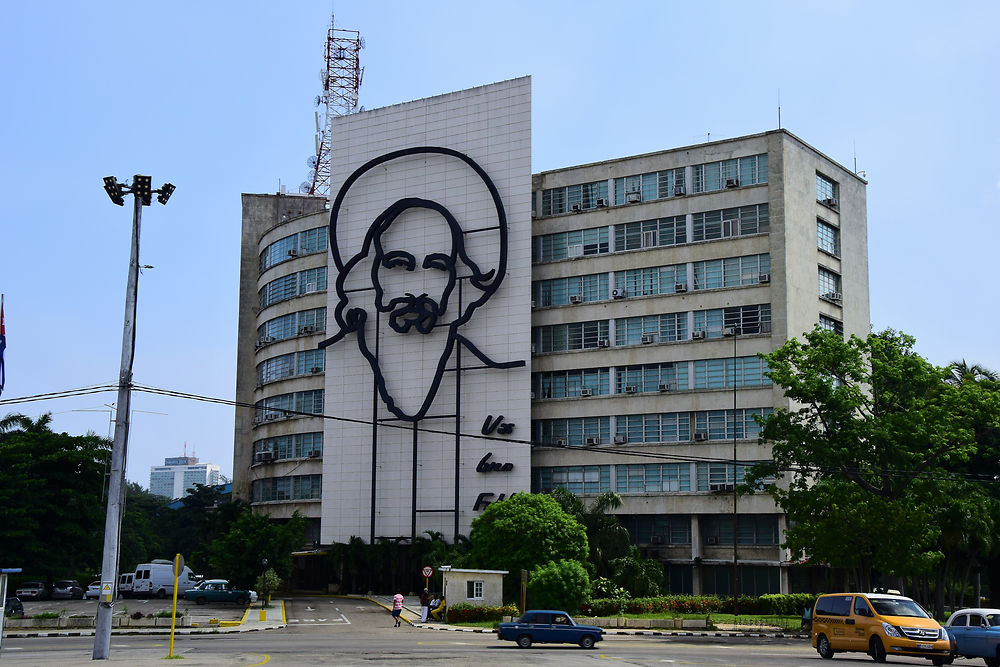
[534,462,775,500]
[257,350,325,385]
[259,226,328,274]
[531,407,773,446]
[257,307,326,344]
[254,389,324,422]
[253,432,323,460]
[251,474,322,502]
[531,355,771,399]
[258,267,328,310]
[538,154,768,216]
[618,513,781,547]
[532,304,771,352]
[531,253,770,307]
[531,203,769,263]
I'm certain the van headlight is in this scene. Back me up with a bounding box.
[881,622,903,638]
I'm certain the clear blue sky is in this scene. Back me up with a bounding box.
[1,1,997,485]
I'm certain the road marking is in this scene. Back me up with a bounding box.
[246,655,271,666]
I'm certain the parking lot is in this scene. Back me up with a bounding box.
[9,595,251,624]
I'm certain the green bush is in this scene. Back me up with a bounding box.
[528,559,590,612]
[582,593,817,617]
[446,603,520,623]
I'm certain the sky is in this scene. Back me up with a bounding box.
[1,1,997,486]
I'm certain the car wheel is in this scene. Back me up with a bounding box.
[156,589,167,599]
[237,596,249,605]
[516,634,532,649]
[817,633,835,659]
[195,597,206,605]
[869,636,886,663]
[579,634,596,649]
[985,655,1000,667]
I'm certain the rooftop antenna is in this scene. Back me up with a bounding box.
[304,14,364,197]
[777,89,781,129]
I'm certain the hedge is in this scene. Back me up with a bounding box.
[446,603,521,623]
[580,593,819,617]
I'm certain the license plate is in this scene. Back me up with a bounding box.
[917,643,932,650]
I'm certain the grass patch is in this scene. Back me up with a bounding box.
[32,611,61,620]
[445,620,498,629]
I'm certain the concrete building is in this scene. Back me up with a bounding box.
[149,456,221,499]
[232,78,869,594]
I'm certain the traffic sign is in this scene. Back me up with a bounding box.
[422,566,433,578]
[174,554,185,577]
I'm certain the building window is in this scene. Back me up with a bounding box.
[533,273,609,306]
[692,204,770,242]
[614,412,691,444]
[818,267,841,298]
[819,315,844,336]
[700,514,779,545]
[816,172,839,204]
[692,304,771,338]
[532,368,610,399]
[254,432,323,460]
[541,180,609,215]
[252,474,322,502]
[259,226,329,273]
[692,154,768,193]
[257,308,327,343]
[532,226,610,262]
[467,581,484,600]
[613,168,685,205]
[615,313,688,345]
[614,215,687,250]
[620,514,692,545]
[533,320,610,353]
[533,465,612,494]
[254,389,324,421]
[817,219,840,256]
[692,254,770,290]
[692,356,771,390]
[613,263,686,297]
[258,267,328,309]
[617,464,691,493]
[693,408,773,441]
[615,362,690,393]
[257,349,325,385]
[532,418,611,447]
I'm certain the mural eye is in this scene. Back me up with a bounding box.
[423,254,451,271]
[382,251,415,270]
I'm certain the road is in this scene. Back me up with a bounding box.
[0,597,976,666]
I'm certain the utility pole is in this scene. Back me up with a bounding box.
[93,175,174,660]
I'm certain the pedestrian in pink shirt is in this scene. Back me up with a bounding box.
[391,592,404,627]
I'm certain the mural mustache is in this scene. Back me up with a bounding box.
[385,292,444,335]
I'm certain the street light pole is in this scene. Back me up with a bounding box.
[93,175,174,660]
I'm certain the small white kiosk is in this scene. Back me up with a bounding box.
[439,566,508,617]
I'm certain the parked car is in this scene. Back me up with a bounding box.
[497,610,603,649]
[14,581,49,600]
[944,607,1000,667]
[132,560,198,598]
[51,579,85,599]
[4,597,24,618]
[183,579,258,605]
[811,592,951,664]
[85,581,103,599]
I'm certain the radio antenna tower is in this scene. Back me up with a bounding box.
[302,16,363,197]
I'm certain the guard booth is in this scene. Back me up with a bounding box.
[439,566,507,608]
[1,567,23,651]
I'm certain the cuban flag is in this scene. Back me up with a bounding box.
[0,295,5,397]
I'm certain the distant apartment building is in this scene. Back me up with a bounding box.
[149,456,221,499]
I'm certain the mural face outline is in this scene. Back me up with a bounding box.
[318,147,522,422]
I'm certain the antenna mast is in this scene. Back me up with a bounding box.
[305,16,363,197]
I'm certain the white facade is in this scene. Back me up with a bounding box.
[149,456,221,499]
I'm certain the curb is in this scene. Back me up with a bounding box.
[411,623,809,639]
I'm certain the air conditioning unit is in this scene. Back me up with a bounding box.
[531,344,537,354]
[567,244,584,258]
[694,431,709,442]
[692,330,706,340]
[641,231,658,248]
[658,383,671,392]
[555,439,567,446]
[530,391,536,400]
[255,451,274,463]
[674,282,688,293]
[309,367,322,374]
[721,219,739,237]
[585,437,600,446]
[823,292,843,302]
[640,334,654,344]
[597,338,610,347]
[265,413,280,422]
[569,294,583,304]
[824,197,839,208]
[611,288,626,299]
[626,191,642,204]
[706,536,719,545]
[650,535,663,545]
[596,198,608,207]
[758,273,771,284]
[531,209,538,219]
[580,388,593,397]
[308,450,321,458]
[251,416,263,426]
[571,203,582,212]
[624,385,638,394]
[725,178,740,188]
[531,300,536,308]
[613,435,628,444]
[710,483,734,492]
[723,326,738,337]
[287,249,298,257]
[299,325,316,335]
[674,186,686,197]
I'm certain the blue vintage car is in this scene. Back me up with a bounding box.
[944,608,1000,667]
[497,610,603,649]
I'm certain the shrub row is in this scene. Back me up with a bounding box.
[446,603,520,623]
[581,593,819,617]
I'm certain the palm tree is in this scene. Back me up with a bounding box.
[0,412,52,436]
[946,360,999,386]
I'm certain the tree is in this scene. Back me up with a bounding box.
[748,328,996,589]
[550,489,632,580]
[946,359,999,385]
[120,483,168,568]
[609,546,663,598]
[468,494,588,591]
[208,510,305,589]
[527,559,590,612]
[0,412,109,580]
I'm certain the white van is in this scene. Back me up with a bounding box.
[132,560,199,598]
[118,572,134,598]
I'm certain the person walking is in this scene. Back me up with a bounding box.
[419,588,429,622]
[391,592,404,627]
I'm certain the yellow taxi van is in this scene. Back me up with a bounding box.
[811,592,951,664]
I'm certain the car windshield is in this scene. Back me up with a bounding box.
[987,613,1000,627]
[56,581,74,587]
[870,598,930,618]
